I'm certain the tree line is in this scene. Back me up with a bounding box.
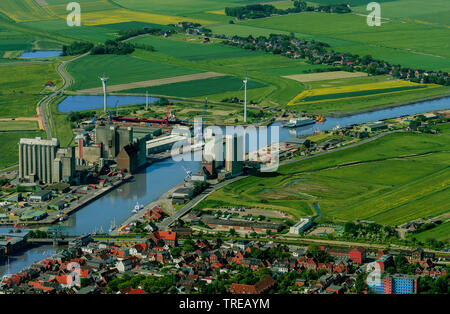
[225,1,350,20]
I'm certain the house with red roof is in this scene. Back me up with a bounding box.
[229,276,275,294]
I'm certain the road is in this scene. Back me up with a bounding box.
[38,52,90,139]
[158,175,249,230]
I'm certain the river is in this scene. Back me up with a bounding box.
[3,96,450,274]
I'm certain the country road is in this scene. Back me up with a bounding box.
[38,52,90,139]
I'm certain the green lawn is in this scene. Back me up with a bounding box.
[196,126,450,225]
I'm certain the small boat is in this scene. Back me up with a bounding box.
[285,117,316,128]
[131,202,144,213]
[109,217,116,233]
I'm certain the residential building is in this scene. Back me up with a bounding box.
[229,276,275,294]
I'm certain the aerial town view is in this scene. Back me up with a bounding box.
[0,0,448,305]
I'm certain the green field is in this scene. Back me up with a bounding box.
[196,126,450,225]
[131,35,265,61]
[0,95,43,118]
[0,120,39,131]
[0,62,62,94]
[0,130,45,169]
[302,85,428,102]
[0,0,447,114]
[223,10,450,72]
[412,222,450,242]
[67,53,202,91]
[122,75,265,97]
[0,62,61,119]
[290,85,450,116]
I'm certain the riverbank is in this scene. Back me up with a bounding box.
[109,180,183,236]
[300,92,450,118]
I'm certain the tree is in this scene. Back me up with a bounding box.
[170,247,182,257]
[355,273,367,294]
[229,228,236,236]
[293,0,307,11]
[183,239,195,252]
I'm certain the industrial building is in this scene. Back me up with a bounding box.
[95,125,133,159]
[201,129,225,178]
[19,137,76,184]
[225,133,244,177]
[202,217,284,234]
[289,217,312,234]
[76,125,149,173]
[117,138,147,174]
[19,137,59,184]
[52,146,75,183]
[28,190,52,202]
[146,134,189,155]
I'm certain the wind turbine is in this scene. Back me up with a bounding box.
[99,74,109,113]
[243,72,248,123]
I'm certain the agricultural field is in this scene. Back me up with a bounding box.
[284,71,367,83]
[0,120,39,131]
[121,75,265,98]
[67,53,202,91]
[233,10,450,72]
[78,72,228,93]
[130,35,265,61]
[111,0,263,22]
[348,0,450,27]
[0,130,46,169]
[288,80,434,105]
[0,95,43,118]
[0,62,62,94]
[286,78,450,115]
[411,222,450,242]
[196,127,450,225]
[0,61,61,122]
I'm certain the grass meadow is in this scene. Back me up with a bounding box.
[67,53,202,91]
[122,75,265,98]
[196,126,450,225]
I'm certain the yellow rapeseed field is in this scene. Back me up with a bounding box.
[61,9,213,26]
[288,80,438,105]
[0,0,54,22]
[207,10,226,15]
